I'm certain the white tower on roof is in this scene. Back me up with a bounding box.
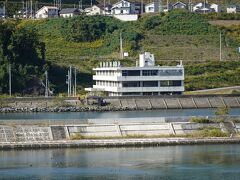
[139,52,155,67]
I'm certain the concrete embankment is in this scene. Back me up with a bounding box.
[1,116,240,149]
[1,138,240,150]
[0,95,240,112]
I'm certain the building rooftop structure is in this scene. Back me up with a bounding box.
[85,52,184,96]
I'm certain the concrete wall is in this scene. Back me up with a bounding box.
[1,95,240,110]
[1,117,239,143]
[107,96,240,109]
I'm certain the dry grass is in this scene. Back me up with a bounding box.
[209,20,240,27]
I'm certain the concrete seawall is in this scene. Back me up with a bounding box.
[1,138,240,150]
[106,95,240,109]
[1,117,240,149]
[1,95,240,112]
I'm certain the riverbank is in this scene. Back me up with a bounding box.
[1,138,240,150]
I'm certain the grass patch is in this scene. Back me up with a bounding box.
[190,117,211,123]
[189,127,228,138]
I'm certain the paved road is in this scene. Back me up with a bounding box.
[190,86,240,93]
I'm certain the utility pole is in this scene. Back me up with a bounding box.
[66,70,70,97]
[74,67,77,97]
[22,0,24,11]
[25,0,28,18]
[220,32,222,61]
[80,0,83,10]
[45,71,48,97]
[104,0,106,15]
[3,2,6,18]
[35,1,38,18]
[69,66,72,96]
[9,64,11,97]
[120,32,123,59]
[141,0,143,14]
[30,0,33,18]
[166,0,169,12]
[91,0,93,6]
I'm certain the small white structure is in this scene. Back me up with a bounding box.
[111,0,135,15]
[85,52,185,96]
[210,3,221,13]
[145,2,159,13]
[85,4,112,15]
[86,5,103,15]
[193,2,220,13]
[227,5,240,13]
[35,6,59,19]
[172,1,187,9]
[59,8,80,18]
[113,14,138,21]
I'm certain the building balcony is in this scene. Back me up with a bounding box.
[93,75,184,81]
[92,85,184,92]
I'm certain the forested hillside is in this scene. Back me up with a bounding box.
[1,10,240,95]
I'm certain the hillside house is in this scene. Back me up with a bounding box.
[227,5,240,13]
[35,6,59,19]
[85,4,112,15]
[145,2,159,13]
[193,2,220,13]
[172,1,187,9]
[16,9,35,18]
[111,0,135,14]
[59,8,80,18]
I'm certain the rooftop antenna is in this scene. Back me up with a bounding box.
[120,32,123,59]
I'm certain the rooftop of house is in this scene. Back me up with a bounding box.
[59,8,79,14]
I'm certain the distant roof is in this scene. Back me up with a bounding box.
[59,8,79,14]
[172,1,187,7]
[36,6,58,13]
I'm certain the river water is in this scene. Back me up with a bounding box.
[1,144,240,179]
[0,108,240,120]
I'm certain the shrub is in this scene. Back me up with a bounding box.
[190,117,210,123]
[191,127,228,137]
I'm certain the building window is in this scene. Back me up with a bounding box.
[122,81,140,87]
[122,92,141,96]
[159,70,183,76]
[122,70,140,76]
[160,81,182,87]
[142,70,158,76]
[143,81,158,87]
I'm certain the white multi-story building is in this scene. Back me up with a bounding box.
[85,52,184,96]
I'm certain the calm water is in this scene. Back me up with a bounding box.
[0,108,240,120]
[1,145,240,179]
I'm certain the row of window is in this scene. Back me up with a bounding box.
[96,81,182,87]
[122,92,182,96]
[122,81,182,87]
[122,70,183,76]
